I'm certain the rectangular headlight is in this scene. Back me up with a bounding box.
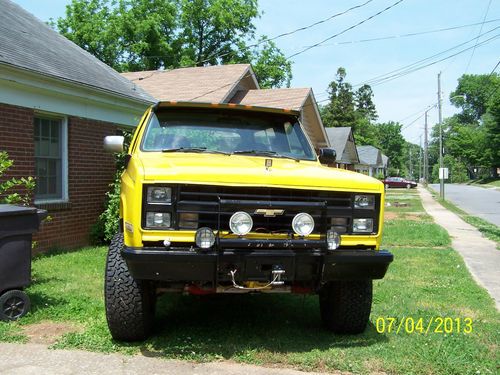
[146,212,171,228]
[147,187,172,203]
[354,194,375,209]
[353,218,374,233]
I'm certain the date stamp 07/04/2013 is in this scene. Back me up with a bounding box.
[374,317,473,334]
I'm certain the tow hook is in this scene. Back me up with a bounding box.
[271,266,285,286]
[228,265,286,290]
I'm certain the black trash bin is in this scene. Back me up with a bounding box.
[0,204,47,321]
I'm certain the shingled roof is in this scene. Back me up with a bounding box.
[325,127,359,164]
[0,0,154,103]
[121,66,329,148]
[231,88,312,109]
[121,64,258,103]
[357,145,383,166]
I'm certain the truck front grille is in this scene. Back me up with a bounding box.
[173,185,379,235]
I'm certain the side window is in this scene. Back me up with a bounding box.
[34,116,67,202]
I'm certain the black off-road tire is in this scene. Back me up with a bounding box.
[0,290,30,321]
[105,233,156,341]
[319,280,372,334]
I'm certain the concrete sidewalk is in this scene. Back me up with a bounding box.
[419,187,500,310]
[0,343,332,375]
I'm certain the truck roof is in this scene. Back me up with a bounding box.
[154,101,301,116]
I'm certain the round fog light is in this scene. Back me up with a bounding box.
[292,213,315,236]
[195,227,215,249]
[229,211,253,235]
[326,230,341,250]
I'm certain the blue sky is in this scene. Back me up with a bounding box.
[13,0,500,145]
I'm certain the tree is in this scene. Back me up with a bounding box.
[375,122,405,173]
[450,74,499,122]
[251,38,292,88]
[322,68,356,128]
[355,84,377,122]
[448,73,500,176]
[52,0,292,88]
[321,67,378,145]
[179,0,258,66]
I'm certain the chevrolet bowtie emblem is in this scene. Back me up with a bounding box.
[254,208,285,217]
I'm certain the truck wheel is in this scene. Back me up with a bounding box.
[319,280,372,334]
[0,290,30,321]
[105,233,156,341]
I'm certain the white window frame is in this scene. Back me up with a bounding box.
[34,112,69,204]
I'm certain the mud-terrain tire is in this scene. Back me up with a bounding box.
[319,280,372,334]
[0,290,30,321]
[105,233,156,341]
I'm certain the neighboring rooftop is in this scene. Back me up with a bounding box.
[0,0,154,103]
[357,145,383,166]
[231,88,311,110]
[121,64,258,103]
[326,127,350,160]
[122,65,329,148]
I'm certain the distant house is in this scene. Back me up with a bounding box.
[121,65,330,149]
[324,127,359,169]
[355,145,388,177]
[0,0,155,251]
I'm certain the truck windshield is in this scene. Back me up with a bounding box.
[141,110,316,161]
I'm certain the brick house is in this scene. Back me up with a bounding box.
[0,0,155,251]
[121,65,330,149]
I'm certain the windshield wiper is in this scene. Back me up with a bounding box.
[232,150,299,161]
[161,147,230,155]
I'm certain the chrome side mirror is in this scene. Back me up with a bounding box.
[104,136,124,153]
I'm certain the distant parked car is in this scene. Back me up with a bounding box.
[382,177,417,189]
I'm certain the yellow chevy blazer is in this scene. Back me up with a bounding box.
[103,101,393,341]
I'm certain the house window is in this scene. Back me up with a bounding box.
[34,115,68,202]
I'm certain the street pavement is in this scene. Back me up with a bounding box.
[0,343,333,375]
[420,187,500,310]
[430,184,500,226]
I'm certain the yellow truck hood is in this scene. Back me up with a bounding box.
[137,153,383,193]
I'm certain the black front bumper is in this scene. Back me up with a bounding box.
[122,247,393,284]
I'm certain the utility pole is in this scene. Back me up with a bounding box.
[419,135,422,182]
[438,72,445,199]
[424,111,429,185]
[409,147,413,179]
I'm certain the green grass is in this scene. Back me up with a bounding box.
[382,220,450,247]
[1,190,499,374]
[468,177,500,189]
[427,189,500,250]
[1,246,498,374]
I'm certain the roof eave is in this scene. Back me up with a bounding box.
[0,62,156,105]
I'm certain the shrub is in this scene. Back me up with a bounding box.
[0,151,34,205]
[92,131,132,244]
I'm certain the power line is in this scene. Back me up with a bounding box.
[398,104,435,123]
[359,25,500,86]
[286,0,406,60]
[464,0,493,73]
[371,34,499,86]
[310,18,500,47]
[489,59,500,76]
[130,0,375,73]
[195,0,376,66]
[356,27,500,87]
[265,0,374,43]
